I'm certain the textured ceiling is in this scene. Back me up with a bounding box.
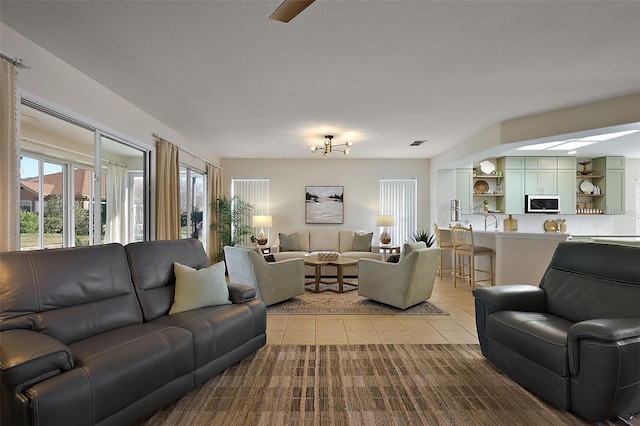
[2,1,639,160]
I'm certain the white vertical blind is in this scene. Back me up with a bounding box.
[379,178,417,245]
[231,178,270,244]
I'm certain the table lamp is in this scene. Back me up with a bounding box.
[252,215,272,245]
[376,215,394,245]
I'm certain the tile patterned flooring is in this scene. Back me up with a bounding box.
[266,275,480,345]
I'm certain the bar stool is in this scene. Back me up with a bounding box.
[432,223,454,279]
[449,224,494,288]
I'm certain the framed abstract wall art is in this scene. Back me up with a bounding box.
[305,186,344,224]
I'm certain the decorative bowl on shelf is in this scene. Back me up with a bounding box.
[473,180,489,194]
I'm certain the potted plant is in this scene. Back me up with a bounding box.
[210,195,254,261]
[409,229,435,247]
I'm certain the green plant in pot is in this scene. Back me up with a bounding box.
[210,195,254,261]
[409,229,435,248]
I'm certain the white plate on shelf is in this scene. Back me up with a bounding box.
[579,179,594,194]
[479,160,496,175]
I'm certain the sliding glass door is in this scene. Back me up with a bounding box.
[19,156,65,250]
[19,101,150,249]
[100,135,147,244]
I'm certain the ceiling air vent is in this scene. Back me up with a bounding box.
[410,140,427,146]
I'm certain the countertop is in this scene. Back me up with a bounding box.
[474,230,569,240]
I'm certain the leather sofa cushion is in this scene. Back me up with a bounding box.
[487,311,572,376]
[541,242,640,322]
[151,299,266,368]
[33,323,194,425]
[0,244,142,344]
[125,239,210,321]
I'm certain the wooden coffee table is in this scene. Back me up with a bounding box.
[304,256,358,293]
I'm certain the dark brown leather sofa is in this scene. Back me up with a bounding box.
[473,241,640,422]
[0,239,266,426]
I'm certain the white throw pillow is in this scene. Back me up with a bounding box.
[169,261,231,315]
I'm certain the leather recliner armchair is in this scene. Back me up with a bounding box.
[473,241,640,422]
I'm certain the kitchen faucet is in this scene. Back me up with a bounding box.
[484,214,499,231]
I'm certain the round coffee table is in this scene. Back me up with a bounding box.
[304,256,358,293]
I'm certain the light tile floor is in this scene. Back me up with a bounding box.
[267,275,481,345]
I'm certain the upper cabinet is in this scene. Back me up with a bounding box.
[455,168,474,215]
[591,157,625,215]
[557,158,577,214]
[496,156,525,214]
[456,155,625,216]
[525,157,557,170]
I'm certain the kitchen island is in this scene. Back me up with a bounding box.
[439,229,569,286]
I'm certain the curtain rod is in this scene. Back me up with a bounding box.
[0,50,31,69]
[153,132,221,170]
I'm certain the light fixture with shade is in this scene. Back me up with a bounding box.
[376,215,394,245]
[310,135,353,156]
[252,215,272,245]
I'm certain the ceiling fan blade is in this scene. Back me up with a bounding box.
[269,0,315,23]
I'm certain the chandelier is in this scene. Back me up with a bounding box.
[309,135,353,156]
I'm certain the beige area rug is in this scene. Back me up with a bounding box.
[266,285,447,315]
[144,344,608,426]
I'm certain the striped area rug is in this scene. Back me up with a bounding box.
[144,344,599,425]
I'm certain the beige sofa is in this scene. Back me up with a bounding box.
[270,230,383,276]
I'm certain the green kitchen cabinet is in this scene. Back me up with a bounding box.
[455,168,474,215]
[592,156,625,215]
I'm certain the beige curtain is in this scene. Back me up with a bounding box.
[155,137,180,240]
[0,58,19,252]
[206,162,223,264]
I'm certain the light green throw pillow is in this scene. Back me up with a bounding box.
[279,233,299,252]
[352,232,373,251]
[169,261,231,315]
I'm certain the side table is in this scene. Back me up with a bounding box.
[379,245,400,261]
[258,246,271,254]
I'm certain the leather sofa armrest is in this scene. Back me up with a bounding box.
[227,283,257,304]
[472,285,546,357]
[568,318,640,376]
[472,285,546,315]
[0,329,74,389]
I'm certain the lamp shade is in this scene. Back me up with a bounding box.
[376,215,394,227]
[252,215,272,228]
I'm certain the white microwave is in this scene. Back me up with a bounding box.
[525,195,560,213]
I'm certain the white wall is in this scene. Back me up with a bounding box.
[2,23,219,168]
[221,158,431,243]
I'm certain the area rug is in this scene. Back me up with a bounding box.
[144,344,597,426]
[266,287,447,315]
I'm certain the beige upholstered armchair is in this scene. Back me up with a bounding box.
[223,246,305,306]
[357,246,440,309]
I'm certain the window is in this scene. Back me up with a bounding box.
[379,178,418,245]
[180,166,207,245]
[19,101,150,249]
[231,178,270,245]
